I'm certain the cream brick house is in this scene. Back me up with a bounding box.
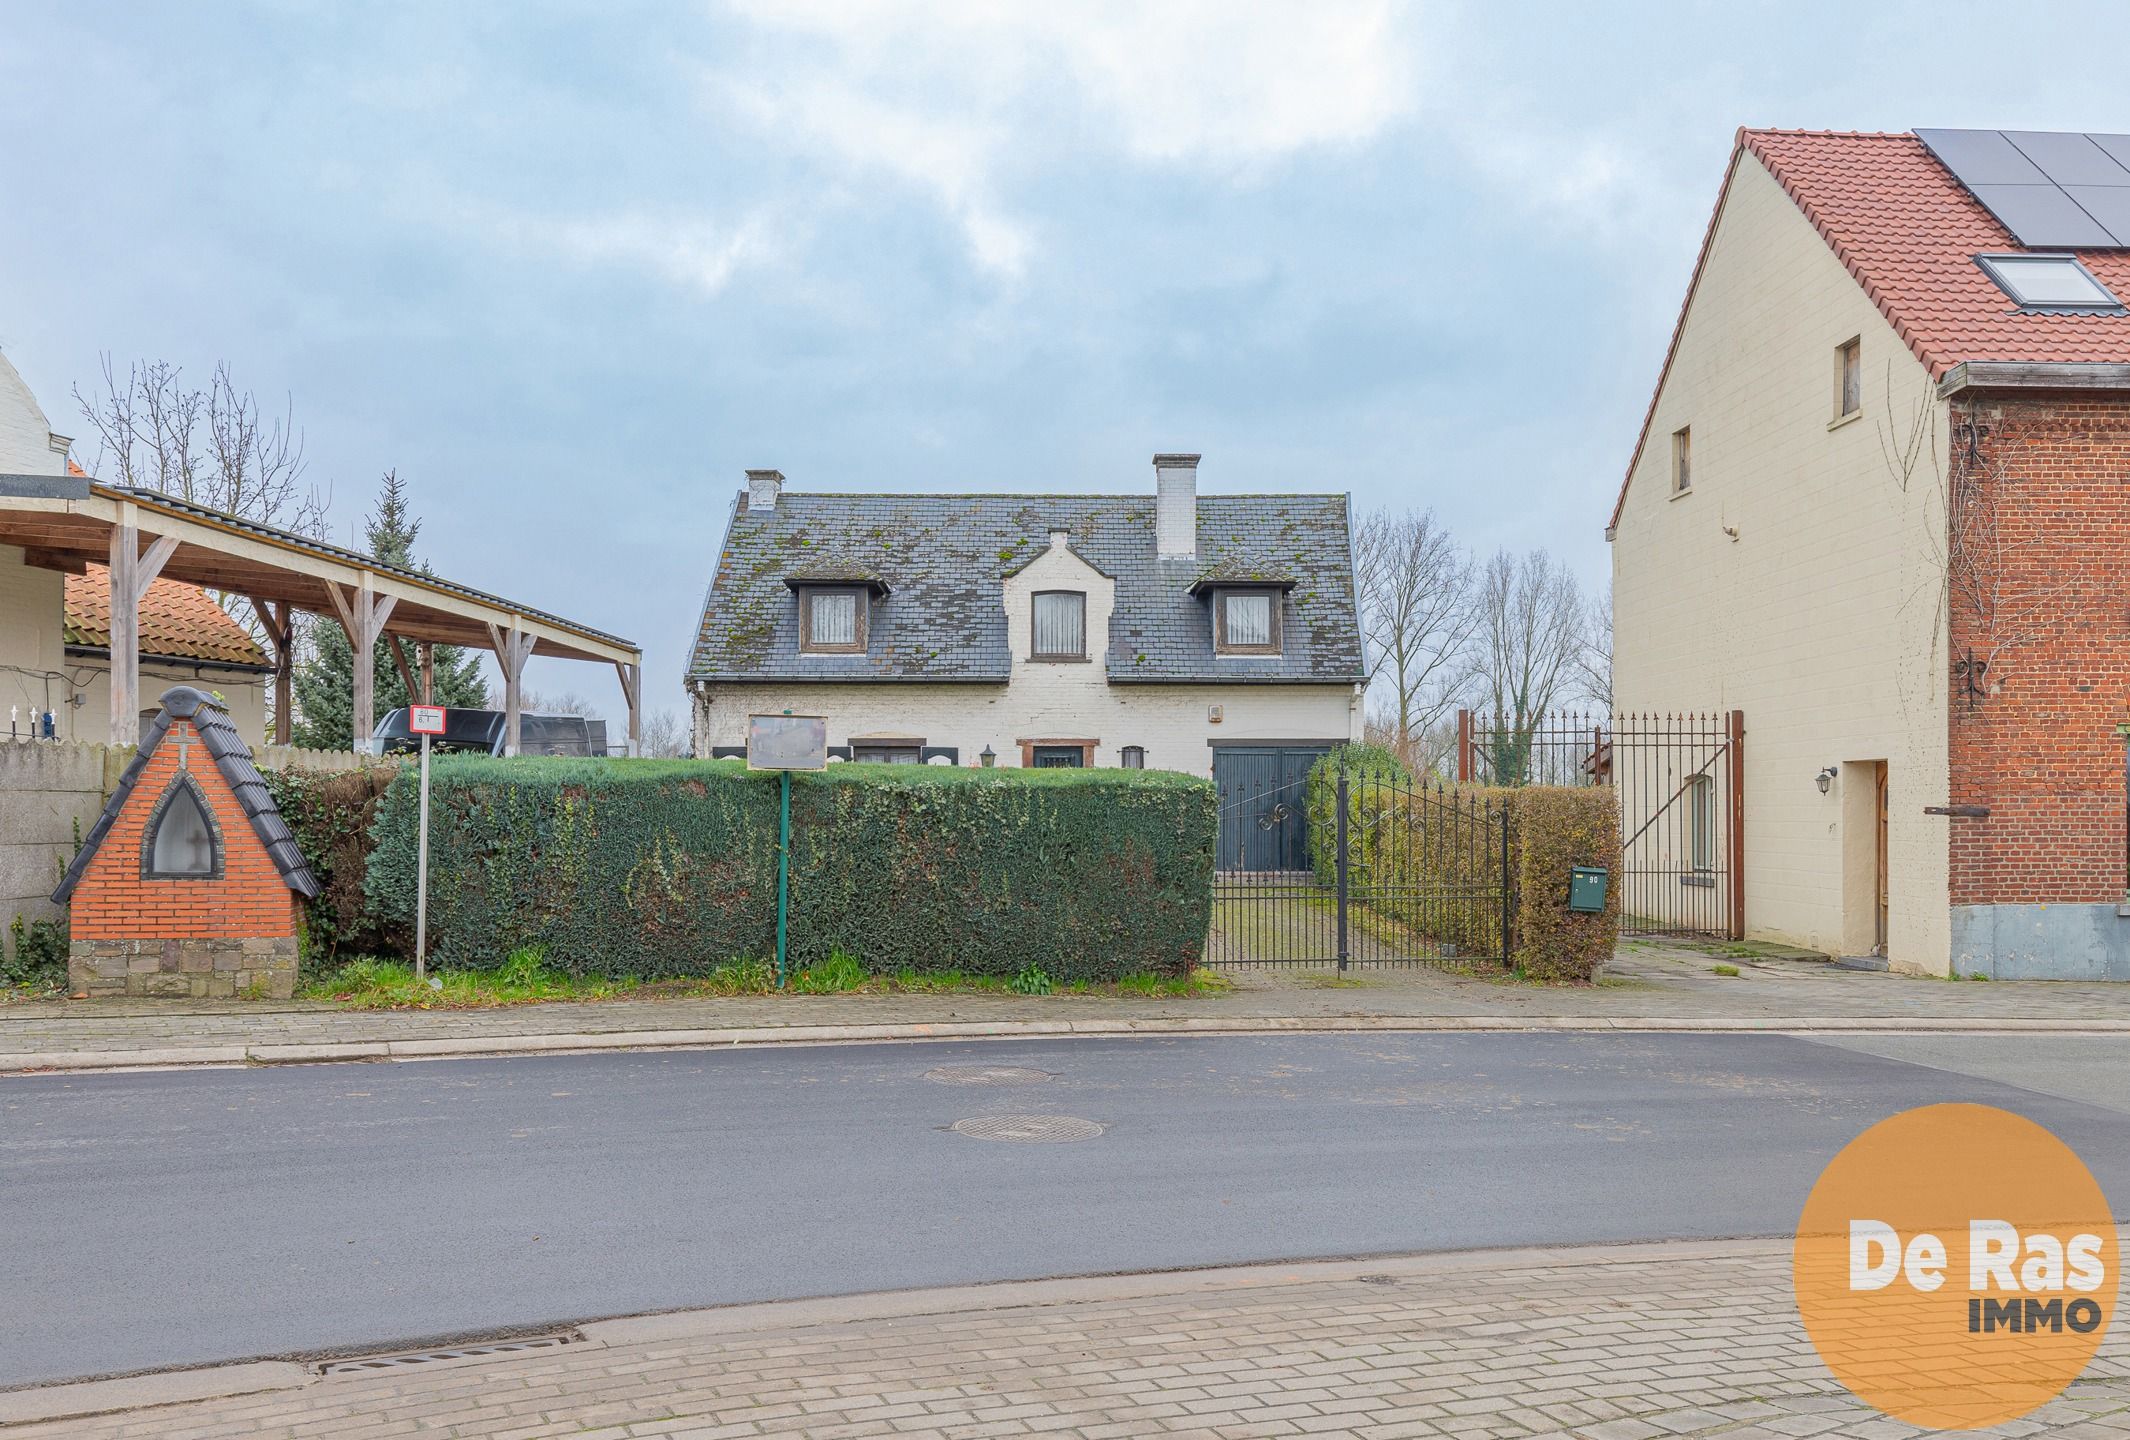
[688,456,1364,863]
[1611,127,2130,979]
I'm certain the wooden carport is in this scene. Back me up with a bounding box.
[0,474,641,752]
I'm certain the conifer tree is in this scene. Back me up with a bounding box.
[292,471,489,748]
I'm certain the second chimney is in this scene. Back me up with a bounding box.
[746,468,785,512]
[1154,453,1198,559]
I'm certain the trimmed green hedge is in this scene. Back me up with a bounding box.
[363,758,1216,981]
[1303,778,1621,980]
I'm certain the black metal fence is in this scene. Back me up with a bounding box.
[1205,760,1512,969]
[1458,709,1742,940]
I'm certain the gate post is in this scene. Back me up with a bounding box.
[1335,759,1350,973]
[1727,709,1746,942]
[1456,709,1473,783]
[1499,800,1513,969]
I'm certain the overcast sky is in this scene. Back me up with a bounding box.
[6,2,2130,724]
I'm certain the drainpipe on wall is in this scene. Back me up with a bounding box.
[2116,722,2130,919]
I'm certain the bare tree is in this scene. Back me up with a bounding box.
[1475,548,1585,781]
[637,709,690,758]
[1877,374,2068,710]
[75,356,329,538]
[1575,581,1612,711]
[520,690,604,720]
[1355,507,1478,748]
[74,356,333,741]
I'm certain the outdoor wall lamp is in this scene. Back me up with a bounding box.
[1815,766,1838,795]
[980,745,996,768]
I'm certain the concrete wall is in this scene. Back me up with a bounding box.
[2,737,373,962]
[1610,150,1954,973]
[696,528,1360,773]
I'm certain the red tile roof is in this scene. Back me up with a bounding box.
[1747,129,2130,376]
[1611,128,2130,532]
[64,565,269,669]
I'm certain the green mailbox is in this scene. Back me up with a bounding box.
[1567,866,1609,914]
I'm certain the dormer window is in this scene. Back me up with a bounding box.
[142,775,220,879]
[1031,590,1087,660]
[1214,589,1281,656]
[799,586,868,654]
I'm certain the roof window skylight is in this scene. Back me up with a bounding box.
[1976,254,2123,310]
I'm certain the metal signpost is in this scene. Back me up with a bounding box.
[409,704,447,981]
[747,713,827,988]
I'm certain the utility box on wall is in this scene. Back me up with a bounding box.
[1567,865,1609,914]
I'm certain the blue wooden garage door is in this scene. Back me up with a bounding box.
[1212,744,1333,873]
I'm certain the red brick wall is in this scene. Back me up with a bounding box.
[70,718,301,940]
[1947,393,2130,905]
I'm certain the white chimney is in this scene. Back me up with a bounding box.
[1154,453,1198,559]
[746,468,784,512]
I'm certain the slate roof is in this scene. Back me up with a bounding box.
[1613,128,2130,531]
[64,565,270,670]
[688,491,1363,685]
[53,685,320,903]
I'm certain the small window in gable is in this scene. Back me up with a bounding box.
[1836,338,1861,419]
[1031,591,1087,660]
[1671,427,1692,495]
[800,587,867,654]
[144,776,219,879]
[1214,589,1281,656]
[1120,745,1146,769]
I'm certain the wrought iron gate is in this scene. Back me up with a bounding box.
[1458,709,1744,940]
[1206,759,1512,969]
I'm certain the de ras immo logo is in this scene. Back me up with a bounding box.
[1793,1103,2119,1430]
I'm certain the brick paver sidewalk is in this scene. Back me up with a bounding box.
[12,1238,2129,1438]
[3,943,2126,1068]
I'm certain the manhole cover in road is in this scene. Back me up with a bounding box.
[951,1114,1104,1143]
[924,1064,1053,1086]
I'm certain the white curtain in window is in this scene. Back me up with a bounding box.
[1033,592,1085,656]
[1224,592,1272,647]
[810,591,858,646]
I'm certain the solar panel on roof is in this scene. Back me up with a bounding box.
[1918,127,2130,249]
[2088,134,2130,175]
[2004,130,2130,187]
[1968,183,2119,248]
[1917,128,2046,185]
[2065,187,2130,245]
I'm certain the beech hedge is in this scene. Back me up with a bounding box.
[1303,771,1620,981]
[363,757,1216,981]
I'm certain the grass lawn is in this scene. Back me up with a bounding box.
[302,950,1231,1009]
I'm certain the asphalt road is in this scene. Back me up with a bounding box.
[5,1032,2129,1387]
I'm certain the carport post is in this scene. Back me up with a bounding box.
[487,621,534,756]
[106,513,176,748]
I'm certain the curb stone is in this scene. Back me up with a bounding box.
[5,1013,2129,1073]
[0,1238,1794,1419]
[0,1361,311,1426]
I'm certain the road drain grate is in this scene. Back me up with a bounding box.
[316,1333,576,1375]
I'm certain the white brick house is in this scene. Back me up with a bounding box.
[687,455,1365,856]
